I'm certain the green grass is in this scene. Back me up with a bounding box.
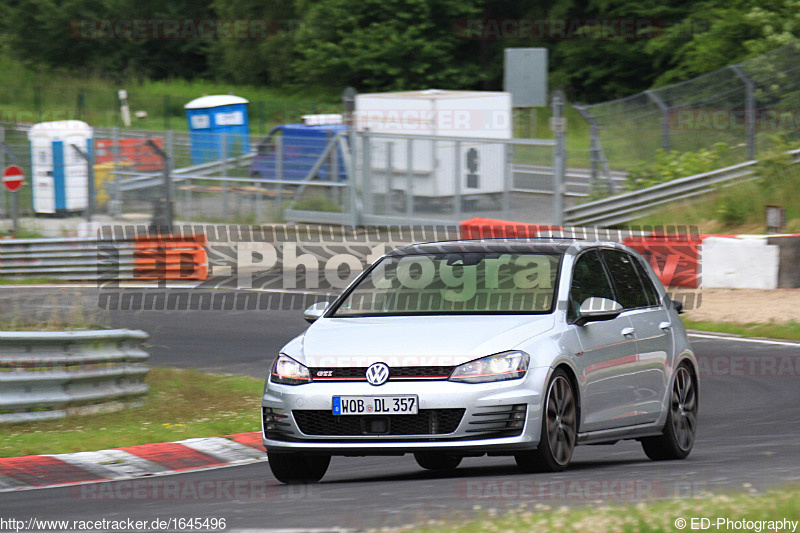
[414,485,800,532]
[0,276,61,285]
[682,319,800,342]
[0,367,263,457]
[0,55,339,133]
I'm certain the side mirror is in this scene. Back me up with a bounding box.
[670,299,684,314]
[303,301,330,324]
[575,297,623,327]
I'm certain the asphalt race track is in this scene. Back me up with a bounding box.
[1,287,800,530]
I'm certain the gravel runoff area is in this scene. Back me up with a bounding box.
[682,289,800,324]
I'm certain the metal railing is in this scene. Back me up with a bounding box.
[564,148,800,227]
[0,235,208,280]
[0,329,150,423]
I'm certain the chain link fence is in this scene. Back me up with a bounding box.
[576,39,800,195]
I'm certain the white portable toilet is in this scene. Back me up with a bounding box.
[28,120,94,215]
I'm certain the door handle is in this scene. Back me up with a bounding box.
[659,322,672,331]
[621,327,635,337]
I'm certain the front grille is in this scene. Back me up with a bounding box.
[308,366,455,381]
[466,404,527,437]
[293,409,465,436]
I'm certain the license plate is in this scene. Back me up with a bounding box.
[332,395,418,415]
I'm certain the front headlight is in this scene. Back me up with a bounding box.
[270,354,311,385]
[449,351,530,383]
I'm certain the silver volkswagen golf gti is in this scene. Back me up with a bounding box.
[262,240,698,483]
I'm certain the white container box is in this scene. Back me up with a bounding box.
[355,90,512,197]
[28,120,93,215]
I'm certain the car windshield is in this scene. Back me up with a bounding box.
[331,252,561,317]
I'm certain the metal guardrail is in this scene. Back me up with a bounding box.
[0,236,208,280]
[0,329,150,423]
[564,148,800,227]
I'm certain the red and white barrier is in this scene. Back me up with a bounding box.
[459,218,799,290]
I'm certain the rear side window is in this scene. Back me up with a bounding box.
[569,250,616,318]
[601,250,649,309]
[632,257,661,307]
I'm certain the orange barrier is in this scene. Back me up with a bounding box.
[95,138,165,171]
[132,234,208,280]
[460,218,562,239]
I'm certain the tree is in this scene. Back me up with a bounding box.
[290,0,485,91]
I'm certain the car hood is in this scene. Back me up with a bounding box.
[292,314,555,368]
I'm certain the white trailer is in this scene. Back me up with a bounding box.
[28,121,93,215]
[355,90,512,199]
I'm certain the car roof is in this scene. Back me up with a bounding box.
[386,239,628,257]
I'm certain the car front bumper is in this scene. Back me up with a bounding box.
[261,367,549,455]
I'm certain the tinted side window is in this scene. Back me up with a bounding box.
[569,251,616,318]
[602,250,648,309]
[632,257,661,307]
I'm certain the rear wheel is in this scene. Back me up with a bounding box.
[413,452,462,471]
[267,451,330,484]
[641,364,697,460]
[516,369,577,473]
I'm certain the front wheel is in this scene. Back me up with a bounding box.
[641,364,697,460]
[516,368,577,473]
[414,452,462,471]
[267,451,330,484]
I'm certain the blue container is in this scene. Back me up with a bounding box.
[250,123,349,182]
[185,95,250,164]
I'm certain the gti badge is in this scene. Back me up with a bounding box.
[365,363,390,386]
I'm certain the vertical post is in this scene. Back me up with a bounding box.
[111,127,121,216]
[574,103,614,196]
[731,65,756,160]
[275,134,284,214]
[551,91,566,226]
[385,142,393,214]
[502,141,511,220]
[70,143,95,222]
[0,127,5,217]
[645,90,670,153]
[11,189,18,234]
[144,139,172,229]
[221,132,228,221]
[163,95,171,130]
[362,132,372,217]
[405,138,414,217]
[454,140,462,221]
[331,132,340,207]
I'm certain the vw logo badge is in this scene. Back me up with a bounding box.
[365,363,390,386]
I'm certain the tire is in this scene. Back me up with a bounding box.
[641,364,697,461]
[515,369,577,473]
[267,451,330,484]
[413,452,462,471]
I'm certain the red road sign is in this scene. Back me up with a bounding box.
[2,165,24,192]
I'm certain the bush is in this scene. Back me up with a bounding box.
[626,143,730,191]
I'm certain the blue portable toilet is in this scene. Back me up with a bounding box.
[185,95,250,164]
